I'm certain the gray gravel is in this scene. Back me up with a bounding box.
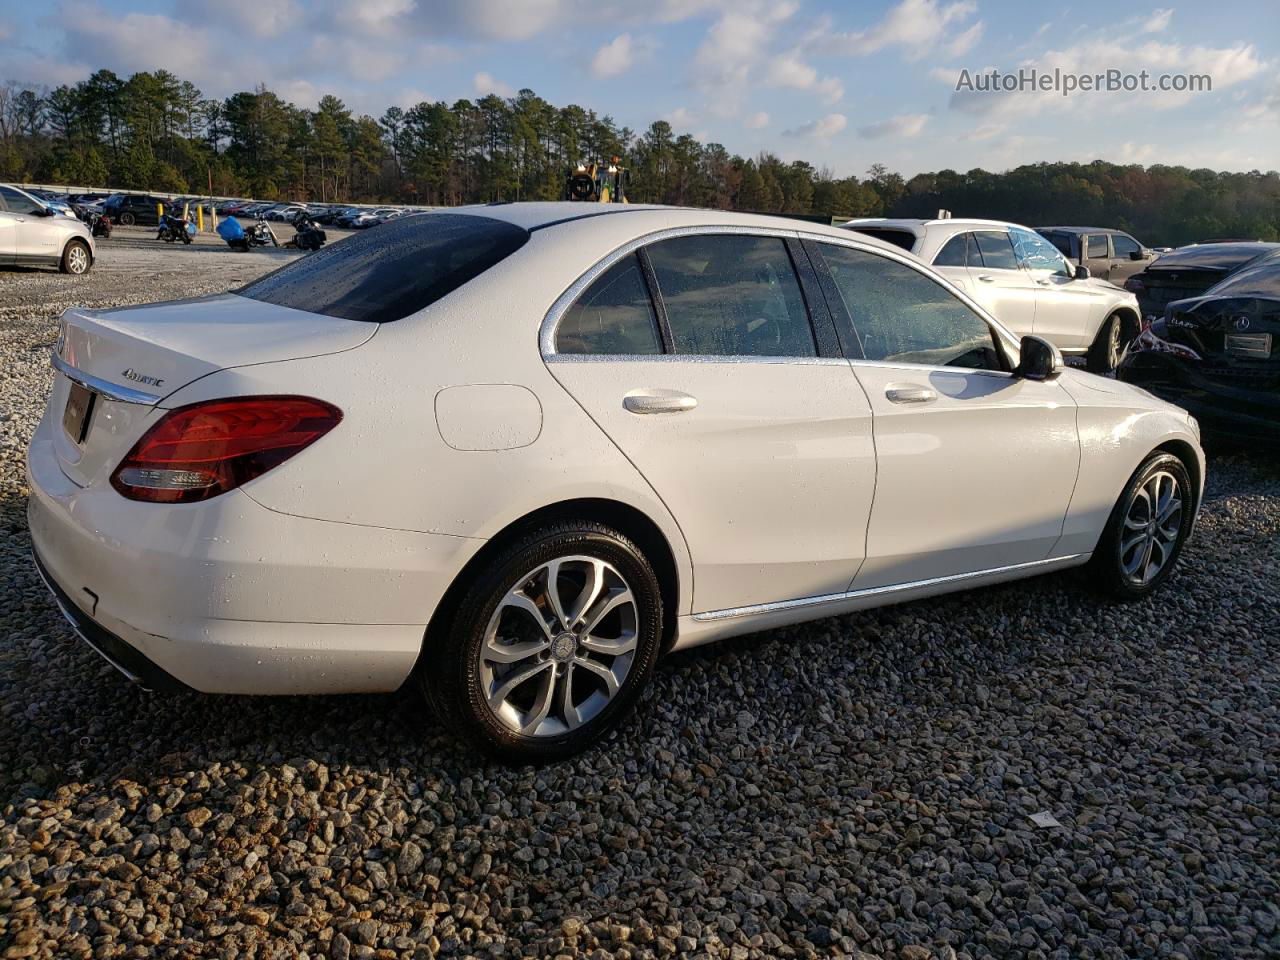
[1,231,1278,960]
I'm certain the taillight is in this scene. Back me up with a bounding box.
[111,396,342,503]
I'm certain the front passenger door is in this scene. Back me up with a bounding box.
[811,240,1079,589]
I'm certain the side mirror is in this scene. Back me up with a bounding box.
[1073,264,1090,280]
[1014,335,1063,381]
[1129,249,1147,261]
[36,206,56,217]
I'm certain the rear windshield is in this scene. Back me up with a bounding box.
[845,227,918,252]
[237,213,529,323]
[1206,256,1280,298]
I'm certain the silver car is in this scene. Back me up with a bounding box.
[0,184,95,274]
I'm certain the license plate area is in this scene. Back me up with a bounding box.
[1225,332,1272,359]
[62,382,97,444]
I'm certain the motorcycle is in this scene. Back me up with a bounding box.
[217,215,278,252]
[76,207,112,239]
[287,212,326,251]
[157,212,196,244]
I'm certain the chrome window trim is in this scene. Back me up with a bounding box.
[540,223,804,359]
[546,353,850,366]
[51,353,161,405]
[692,554,1087,622]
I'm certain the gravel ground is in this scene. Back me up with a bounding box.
[0,231,1277,960]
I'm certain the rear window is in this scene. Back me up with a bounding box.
[237,213,529,323]
[845,227,917,252]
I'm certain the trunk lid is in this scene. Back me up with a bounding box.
[50,293,376,488]
[1166,295,1280,388]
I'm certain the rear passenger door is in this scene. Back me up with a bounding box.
[1083,234,1112,281]
[544,228,877,615]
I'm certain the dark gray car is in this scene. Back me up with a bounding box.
[1038,226,1156,285]
[0,184,95,273]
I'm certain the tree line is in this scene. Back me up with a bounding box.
[1,69,1277,246]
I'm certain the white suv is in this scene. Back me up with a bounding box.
[843,217,1140,372]
[0,184,95,274]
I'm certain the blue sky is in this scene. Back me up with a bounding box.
[1,0,1276,176]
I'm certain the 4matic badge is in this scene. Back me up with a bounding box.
[121,368,165,388]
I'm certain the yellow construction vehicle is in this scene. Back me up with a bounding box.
[564,158,629,203]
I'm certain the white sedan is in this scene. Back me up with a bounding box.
[28,204,1203,761]
[842,217,1142,373]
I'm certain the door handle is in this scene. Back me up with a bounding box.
[623,393,698,415]
[1036,279,1051,286]
[885,385,936,404]
[976,274,995,282]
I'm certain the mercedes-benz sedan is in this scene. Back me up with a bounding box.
[28,204,1203,761]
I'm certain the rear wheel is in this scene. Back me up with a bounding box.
[1089,452,1193,599]
[1087,312,1127,373]
[421,521,663,762]
[60,240,91,275]
[119,211,135,226]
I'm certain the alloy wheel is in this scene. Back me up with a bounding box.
[67,246,89,274]
[479,555,638,737]
[1107,319,1122,369]
[1119,470,1182,584]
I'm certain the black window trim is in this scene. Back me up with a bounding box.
[542,224,845,364]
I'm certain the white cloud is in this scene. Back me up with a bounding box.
[827,0,979,61]
[814,76,844,104]
[694,1,798,92]
[783,112,847,138]
[1118,141,1157,163]
[473,71,516,97]
[745,111,770,129]
[764,51,843,104]
[664,106,698,128]
[592,33,635,77]
[175,0,301,39]
[331,0,415,36]
[946,20,984,57]
[858,112,929,139]
[1142,8,1174,33]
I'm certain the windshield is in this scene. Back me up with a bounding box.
[237,213,529,323]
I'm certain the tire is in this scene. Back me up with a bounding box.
[421,520,663,763]
[1089,451,1194,600]
[119,212,135,226]
[1087,312,1126,373]
[60,240,91,275]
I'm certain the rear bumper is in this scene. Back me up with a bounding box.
[26,415,486,695]
[1118,353,1280,445]
[32,548,190,693]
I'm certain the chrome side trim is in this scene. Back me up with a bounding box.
[547,353,850,366]
[51,353,161,405]
[691,554,1087,622]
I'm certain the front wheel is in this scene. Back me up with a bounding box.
[421,521,663,762]
[119,212,135,226]
[1087,313,1129,373]
[1089,452,1194,599]
[60,240,91,275]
